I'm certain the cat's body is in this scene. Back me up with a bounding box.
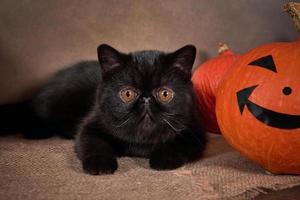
[0,44,207,175]
[32,61,101,139]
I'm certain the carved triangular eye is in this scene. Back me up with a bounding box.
[248,55,277,72]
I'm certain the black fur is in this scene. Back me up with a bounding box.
[0,44,207,175]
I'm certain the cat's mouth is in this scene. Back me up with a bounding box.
[138,112,154,124]
[137,109,156,132]
[138,103,155,123]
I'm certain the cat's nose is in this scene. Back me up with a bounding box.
[143,97,151,104]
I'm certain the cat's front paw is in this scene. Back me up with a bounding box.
[149,150,185,170]
[82,155,118,175]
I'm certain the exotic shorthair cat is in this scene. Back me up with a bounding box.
[0,44,207,175]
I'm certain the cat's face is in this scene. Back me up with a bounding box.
[97,44,198,144]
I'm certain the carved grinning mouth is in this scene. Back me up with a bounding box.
[237,85,300,129]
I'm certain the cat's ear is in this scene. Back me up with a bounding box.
[97,44,125,73]
[168,45,196,73]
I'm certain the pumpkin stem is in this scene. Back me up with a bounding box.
[284,2,300,32]
[218,42,230,54]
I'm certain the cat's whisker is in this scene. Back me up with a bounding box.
[162,112,177,117]
[162,118,185,133]
[113,116,132,128]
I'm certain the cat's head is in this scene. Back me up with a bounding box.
[96,44,199,144]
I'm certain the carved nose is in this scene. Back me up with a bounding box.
[143,97,151,104]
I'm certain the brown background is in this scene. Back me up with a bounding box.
[0,0,298,104]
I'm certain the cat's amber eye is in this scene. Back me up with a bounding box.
[157,87,174,103]
[119,87,138,103]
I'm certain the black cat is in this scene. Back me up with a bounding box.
[0,44,207,175]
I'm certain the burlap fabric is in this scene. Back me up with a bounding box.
[1,134,300,200]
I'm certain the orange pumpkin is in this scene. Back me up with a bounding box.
[216,3,300,174]
[192,43,240,133]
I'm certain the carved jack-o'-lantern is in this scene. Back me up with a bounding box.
[216,3,300,174]
[216,40,300,174]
